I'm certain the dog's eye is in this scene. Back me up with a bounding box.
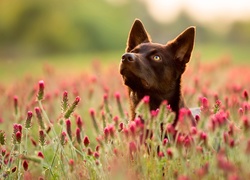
[153,55,161,61]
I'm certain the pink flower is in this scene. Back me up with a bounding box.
[142,96,150,104]
[114,92,120,100]
[64,96,81,119]
[30,137,37,147]
[242,116,250,130]
[191,126,197,135]
[89,108,99,133]
[196,146,203,154]
[113,116,119,125]
[83,136,90,147]
[23,160,29,171]
[93,152,100,159]
[66,119,72,140]
[243,89,249,101]
[129,141,137,156]
[35,107,45,130]
[119,122,124,131]
[38,151,44,159]
[37,80,45,100]
[158,151,164,158]
[217,152,235,173]
[238,108,244,116]
[163,138,168,146]
[103,93,108,102]
[199,132,208,145]
[195,115,200,123]
[39,130,46,146]
[15,131,22,144]
[25,111,33,129]
[113,148,119,156]
[12,124,22,144]
[69,159,74,165]
[76,116,83,131]
[166,124,175,135]
[13,95,18,115]
[201,97,209,111]
[12,166,17,173]
[166,148,173,158]
[123,128,129,138]
[0,130,6,145]
[76,128,81,144]
[129,121,136,136]
[1,148,6,156]
[108,125,115,138]
[68,159,74,172]
[87,148,93,156]
[104,127,109,140]
[61,91,69,112]
[60,131,67,146]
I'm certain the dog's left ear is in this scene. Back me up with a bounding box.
[126,19,151,52]
[169,26,195,64]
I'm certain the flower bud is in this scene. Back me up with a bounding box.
[37,80,45,101]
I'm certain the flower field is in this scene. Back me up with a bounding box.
[1,56,250,179]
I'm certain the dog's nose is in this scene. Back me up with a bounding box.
[121,53,135,62]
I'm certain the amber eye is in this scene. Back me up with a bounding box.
[153,55,161,61]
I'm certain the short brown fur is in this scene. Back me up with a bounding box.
[119,19,195,126]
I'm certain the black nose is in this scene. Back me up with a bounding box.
[121,53,135,62]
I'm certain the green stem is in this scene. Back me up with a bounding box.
[38,101,57,138]
[17,144,22,180]
[25,128,28,155]
[49,144,60,178]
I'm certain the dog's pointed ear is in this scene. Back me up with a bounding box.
[169,26,195,64]
[126,19,151,52]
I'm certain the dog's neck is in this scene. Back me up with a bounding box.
[129,77,183,125]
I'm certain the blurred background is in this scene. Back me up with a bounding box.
[0,0,250,82]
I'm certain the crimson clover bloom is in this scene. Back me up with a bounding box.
[37,80,45,101]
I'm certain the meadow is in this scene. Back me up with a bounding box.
[1,45,250,179]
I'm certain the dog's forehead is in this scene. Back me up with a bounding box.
[136,43,165,51]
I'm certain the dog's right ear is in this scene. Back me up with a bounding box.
[126,19,151,52]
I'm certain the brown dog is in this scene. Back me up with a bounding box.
[119,19,196,126]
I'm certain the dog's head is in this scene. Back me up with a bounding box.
[119,19,195,93]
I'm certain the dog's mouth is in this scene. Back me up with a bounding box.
[120,68,150,89]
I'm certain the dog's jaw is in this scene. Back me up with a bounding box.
[120,64,151,90]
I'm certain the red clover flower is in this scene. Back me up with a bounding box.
[38,151,44,159]
[62,91,69,113]
[76,128,81,144]
[13,95,18,116]
[25,111,33,129]
[12,166,17,173]
[76,116,83,131]
[89,108,99,133]
[60,131,67,146]
[69,159,74,172]
[12,124,22,144]
[23,160,29,171]
[83,136,90,147]
[0,130,6,145]
[37,80,45,101]
[115,92,125,118]
[39,130,46,146]
[15,131,22,144]
[35,107,45,130]
[64,96,81,119]
[66,119,72,140]
[243,89,249,101]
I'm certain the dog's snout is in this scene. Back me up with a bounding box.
[121,53,135,62]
